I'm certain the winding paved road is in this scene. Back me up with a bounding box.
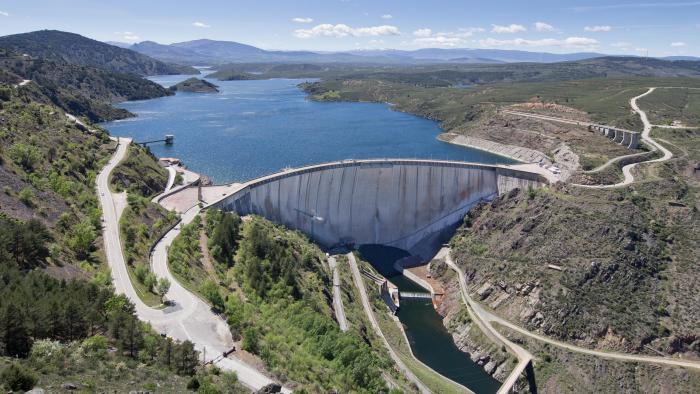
[443,248,700,373]
[574,87,673,189]
[506,88,679,189]
[97,137,289,392]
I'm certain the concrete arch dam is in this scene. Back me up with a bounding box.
[213,160,546,256]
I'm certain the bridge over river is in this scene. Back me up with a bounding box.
[211,159,549,258]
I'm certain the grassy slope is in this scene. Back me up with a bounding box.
[638,87,700,126]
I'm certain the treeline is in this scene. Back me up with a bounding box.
[0,263,198,376]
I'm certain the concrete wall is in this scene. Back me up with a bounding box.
[215,160,545,254]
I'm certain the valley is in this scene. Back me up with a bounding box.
[1,21,700,394]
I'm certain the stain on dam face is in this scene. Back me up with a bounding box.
[215,160,544,257]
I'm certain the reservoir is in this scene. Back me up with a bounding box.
[102,76,513,184]
[102,76,511,393]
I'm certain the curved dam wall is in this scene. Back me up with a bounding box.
[214,160,545,255]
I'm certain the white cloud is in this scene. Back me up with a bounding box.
[479,36,598,49]
[292,17,313,23]
[114,31,140,42]
[671,41,687,47]
[294,24,400,38]
[411,27,484,47]
[584,25,612,32]
[0,11,9,16]
[534,22,556,32]
[413,28,432,37]
[491,24,527,34]
[381,14,393,19]
[193,21,211,28]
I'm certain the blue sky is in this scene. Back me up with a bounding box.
[0,0,698,56]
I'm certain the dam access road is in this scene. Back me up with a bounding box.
[97,137,291,392]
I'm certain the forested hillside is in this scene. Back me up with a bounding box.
[0,30,196,76]
[0,66,242,392]
[0,48,173,122]
[166,211,393,392]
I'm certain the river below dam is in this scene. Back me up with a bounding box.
[359,245,501,393]
[102,75,510,392]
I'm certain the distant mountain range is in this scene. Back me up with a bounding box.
[111,38,700,66]
[117,38,613,65]
[0,30,197,76]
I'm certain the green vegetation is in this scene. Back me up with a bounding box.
[638,87,700,126]
[206,209,242,267]
[169,212,390,392]
[300,76,700,174]
[0,261,205,391]
[116,148,177,306]
[168,215,212,298]
[111,144,169,197]
[0,88,110,268]
[169,77,220,93]
[226,217,387,391]
[212,57,700,86]
[0,215,51,269]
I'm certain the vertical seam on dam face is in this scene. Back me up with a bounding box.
[215,160,544,252]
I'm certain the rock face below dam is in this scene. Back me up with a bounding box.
[214,160,546,257]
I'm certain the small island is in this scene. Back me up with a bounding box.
[169,77,219,93]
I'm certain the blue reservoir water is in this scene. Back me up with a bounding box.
[102,76,513,184]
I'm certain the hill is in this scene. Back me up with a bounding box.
[131,41,220,65]
[130,38,612,66]
[0,30,197,76]
[169,77,219,93]
[0,49,173,122]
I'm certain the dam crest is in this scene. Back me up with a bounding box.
[212,159,548,258]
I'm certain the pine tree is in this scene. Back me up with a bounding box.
[0,303,32,358]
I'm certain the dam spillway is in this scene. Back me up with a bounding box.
[213,159,546,256]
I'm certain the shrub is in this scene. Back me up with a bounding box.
[29,339,65,366]
[156,278,171,303]
[18,187,34,206]
[134,263,148,283]
[67,219,96,259]
[8,143,42,172]
[144,272,157,291]
[200,280,223,311]
[241,327,260,354]
[82,334,108,357]
[0,363,37,392]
